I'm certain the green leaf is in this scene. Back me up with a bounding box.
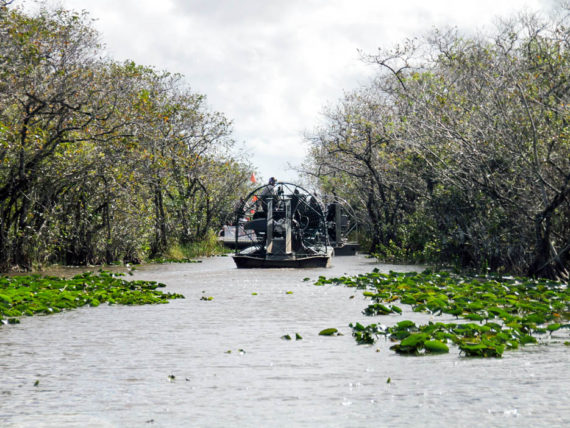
[547,323,561,332]
[400,332,428,348]
[424,340,449,353]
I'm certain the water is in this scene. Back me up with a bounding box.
[0,255,568,427]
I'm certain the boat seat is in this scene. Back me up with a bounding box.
[244,218,267,234]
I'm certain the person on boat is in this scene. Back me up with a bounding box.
[307,192,324,228]
[326,202,338,242]
[265,176,276,192]
[256,177,277,215]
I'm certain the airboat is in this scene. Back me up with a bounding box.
[321,195,359,256]
[232,181,334,268]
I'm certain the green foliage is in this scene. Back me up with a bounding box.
[391,333,429,354]
[187,229,229,257]
[0,6,252,271]
[158,229,228,261]
[349,322,387,344]
[0,271,184,324]
[362,302,398,315]
[319,328,339,336]
[319,269,569,358]
[423,340,449,353]
[281,332,303,340]
[305,7,570,279]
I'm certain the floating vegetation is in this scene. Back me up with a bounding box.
[281,333,303,340]
[315,269,569,358]
[149,257,202,264]
[319,328,340,336]
[0,271,185,325]
[349,322,386,344]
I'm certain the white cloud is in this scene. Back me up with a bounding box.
[19,0,555,182]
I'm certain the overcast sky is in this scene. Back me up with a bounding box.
[20,0,556,183]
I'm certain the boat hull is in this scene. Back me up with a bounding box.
[219,237,257,249]
[233,254,331,268]
[333,243,359,256]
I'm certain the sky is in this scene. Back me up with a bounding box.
[19,0,556,183]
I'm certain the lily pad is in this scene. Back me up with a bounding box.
[424,340,449,353]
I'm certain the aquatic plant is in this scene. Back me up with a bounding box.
[316,269,569,357]
[149,257,202,264]
[0,271,184,325]
[349,322,387,344]
[281,333,303,340]
[319,328,340,336]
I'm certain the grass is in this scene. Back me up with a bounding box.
[149,229,230,263]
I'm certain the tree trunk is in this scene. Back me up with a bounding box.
[365,190,383,252]
[150,184,168,257]
[528,175,570,279]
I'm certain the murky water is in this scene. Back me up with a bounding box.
[1,255,568,427]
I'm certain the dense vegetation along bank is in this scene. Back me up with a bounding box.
[315,270,569,357]
[303,6,570,279]
[0,5,254,272]
[0,271,184,325]
[2,3,568,279]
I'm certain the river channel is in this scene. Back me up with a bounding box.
[1,254,569,427]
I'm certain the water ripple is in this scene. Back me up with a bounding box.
[0,255,568,427]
